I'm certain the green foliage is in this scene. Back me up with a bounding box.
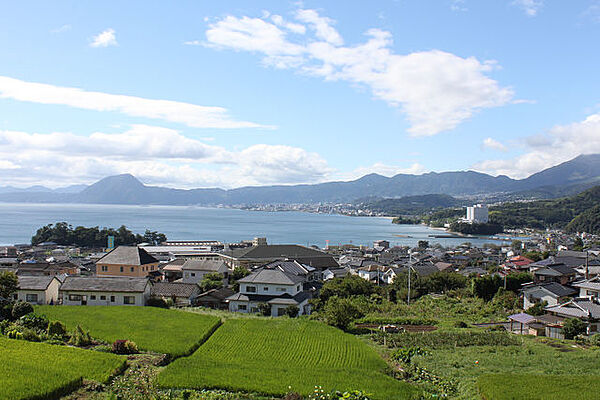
[318,276,375,305]
[566,205,600,234]
[146,297,169,308]
[68,325,93,347]
[561,318,587,339]
[0,271,18,300]
[478,374,600,400]
[36,305,220,357]
[355,316,437,326]
[390,347,428,364]
[12,301,34,319]
[526,301,548,316]
[257,302,271,316]
[112,339,139,355]
[200,272,223,292]
[392,271,467,301]
[285,305,299,318]
[47,320,67,336]
[392,216,421,224]
[374,331,519,350]
[588,333,600,346]
[471,272,532,301]
[0,335,125,400]
[417,240,429,249]
[357,194,462,216]
[158,318,421,400]
[449,222,504,235]
[17,313,49,331]
[231,266,251,281]
[322,296,364,330]
[30,222,167,247]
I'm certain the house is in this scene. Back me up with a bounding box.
[573,277,600,299]
[161,258,185,282]
[195,287,235,309]
[357,264,388,283]
[434,262,453,272]
[0,246,17,257]
[532,263,577,285]
[220,244,338,270]
[60,276,151,306]
[150,282,201,306]
[522,282,577,309]
[322,267,351,281]
[181,259,229,284]
[227,268,311,316]
[16,260,79,276]
[545,298,600,335]
[96,246,160,278]
[14,275,61,305]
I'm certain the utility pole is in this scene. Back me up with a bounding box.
[586,250,589,280]
[407,250,412,305]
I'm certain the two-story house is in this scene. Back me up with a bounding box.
[532,263,577,285]
[181,259,229,285]
[573,276,600,299]
[227,268,311,317]
[96,246,160,278]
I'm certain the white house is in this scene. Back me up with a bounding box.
[181,259,229,285]
[521,282,577,309]
[14,275,61,305]
[60,276,151,306]
[227,268,310,317]
[573,276,600,299]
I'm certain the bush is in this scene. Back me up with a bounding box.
[47,320,67,337]
[68,325,93,347]
[18,313,49,331]
[21,328,41,342]
[322,296,364,331]
[112,339,139,355]
[285,305,299,318]
[146,297,169,308]
[562,318,587,340]
[589,333,600,346]
[390,346,428,364]
[12,301,34,319]
[526,301,548,316]
[257,302,271,316]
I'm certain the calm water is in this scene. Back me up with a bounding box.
[0,203,510,247]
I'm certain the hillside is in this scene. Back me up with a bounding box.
[357,194,464,215]
[1,154,600,205]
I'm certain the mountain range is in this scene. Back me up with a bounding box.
[2,154,600,206]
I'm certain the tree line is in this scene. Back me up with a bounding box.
[31,222,167,247]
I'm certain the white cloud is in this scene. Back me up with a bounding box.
[202,9,513,136]
[0,126,331,189]
[90,28,118,47]
[473,112,600,178]
[184,40,202,46]
[51,24,71,33]
[0,76,271,129]
[512,0,543,17]
[271,15,306,34]
[482,137,508,152]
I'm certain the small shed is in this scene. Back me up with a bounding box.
[508,313,536,335]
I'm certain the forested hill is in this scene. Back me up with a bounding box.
[488,185,600,233]
[356,194,464,215]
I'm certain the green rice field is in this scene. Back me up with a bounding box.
[36,306,221,357]
[0,336,125,400]
[158,318,420,399]
[478,373,600,400]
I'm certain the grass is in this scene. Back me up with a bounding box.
[411,336,600,399]
[158,318,421,400]
[36,306,221,357]
[0,336,125,400]
[478,373,600,400]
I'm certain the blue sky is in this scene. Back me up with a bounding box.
[0,0,599,189]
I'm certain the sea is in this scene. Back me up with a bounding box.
[0,203,514,248]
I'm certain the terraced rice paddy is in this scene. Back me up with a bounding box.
[478,374,600,400]
[158,318,420,399]
[0,336,125,400]
[37,305,221,357]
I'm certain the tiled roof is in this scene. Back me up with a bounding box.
[151,282,200,298]
[225,244,329,259]
[181,259,227,272]
[237,268,304,285]
[17,275,56,290]
[60,276,149,292]
[96,246,158,266]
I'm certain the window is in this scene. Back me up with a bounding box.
[276,287,286,292]
[263,287,269,291]
[124,296,135,305]
[26,294,38,303]
[110,296,115,302]
[100,295,106,300]
[69,294,82,301]
[191,272,196,277]
[250,307,258,313]
[120,266,124,272]
[297,285,301,291]
[238,304,247,310]
[101,266,108,272]
[130,267,134,272]
[90,295,96,300]
[246,286,257,293]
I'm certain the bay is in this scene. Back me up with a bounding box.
[0,203,510,247]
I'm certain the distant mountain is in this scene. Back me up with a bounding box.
[1,154,600,206]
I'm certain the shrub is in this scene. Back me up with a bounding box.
[21,328,41,342]
[146,297,169,308]
[12,301,34,319]
[285,305,299,318]
[112,339,138,355]
[526,301,548,316]
[18,313,49,331]
[257,302,271,316]
[390,346,428,364]
[47,320,67,337]
[93,345,113,353]
[322,296,364,331]
[68,325,93,347]
[589,333,600,346]
[562,318,587,340]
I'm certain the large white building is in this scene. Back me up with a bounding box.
[465,204,489,223]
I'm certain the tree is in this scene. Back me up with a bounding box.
[562,318,587,340]
[573,237,584,251]
[257,302,271,316]
[322,296,363,330]
[284,305,299,318]
[0,271,18,300]
[526,301,548,316]
[418,240,429,249]
[318,276,375,304]
[199,273,223,292]
[231,266,251,281]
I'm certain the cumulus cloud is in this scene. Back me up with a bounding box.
[0,76,271,129]
[90,28,118,47]
[482,137,508,152]
[0,126,331,189]
[512,0,543,17]
[199,8,513,136]
[472,112,600,178]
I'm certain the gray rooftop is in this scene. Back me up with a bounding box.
[96,246,158,266]
[17,275,57,291]
[60,276,149,292]
[238,268,305,285]
[151,282,200,298]
[181,259,227,272]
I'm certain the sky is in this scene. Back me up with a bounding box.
[1,0,599,189]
